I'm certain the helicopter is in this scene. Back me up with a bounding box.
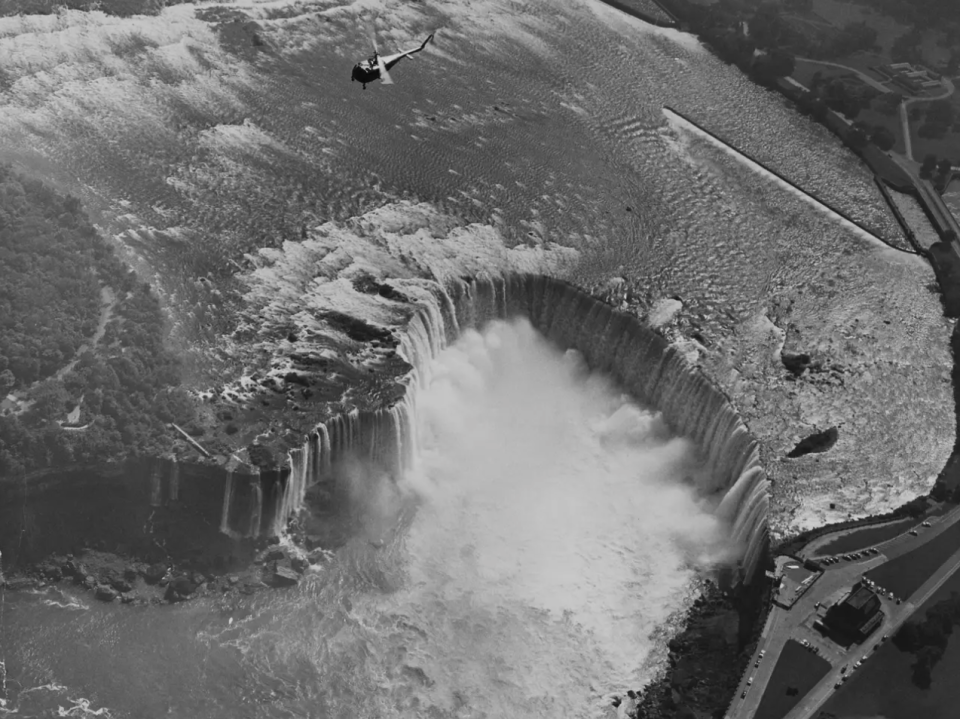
[352,31,435,89]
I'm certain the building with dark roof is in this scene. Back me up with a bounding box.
[823,582,883,642]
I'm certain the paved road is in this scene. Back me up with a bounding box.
[728,503,960,719]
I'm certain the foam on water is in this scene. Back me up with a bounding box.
[355,317,726,716]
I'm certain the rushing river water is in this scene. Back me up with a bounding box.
[1,320,723,718]
[0,0,954,714]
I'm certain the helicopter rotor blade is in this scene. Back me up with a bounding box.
[377,54,394,84]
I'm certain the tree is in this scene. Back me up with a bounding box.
[847,125,868,150]
[871,125,896,151]
[0,369,14,395]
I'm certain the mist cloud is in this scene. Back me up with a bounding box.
[388,318,729,710]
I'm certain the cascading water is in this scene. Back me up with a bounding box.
[0,275,769,719]
[258,273,769,585]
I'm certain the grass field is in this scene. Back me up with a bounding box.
[753,640,831,719]
[909,127,960,166]
[866,520,960,599]
[791,59,848,89]
[816,518,915,556]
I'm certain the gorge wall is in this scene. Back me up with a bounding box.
[0,274,769,584]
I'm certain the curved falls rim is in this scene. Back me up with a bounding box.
[0,273,771,587]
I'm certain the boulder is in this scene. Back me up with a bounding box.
[83,575,97,589]
[290,556,309,574]
[264,547,287,562]
[143,563,167,585]
[110,577,134,593]
[271,566,300,587]
[62,559,87,580]
[95,585,119,602]
[123,567,140,582]
[168,576,198,598]
[120,591,138,604]
[787,427,840,458]
[304,535,324,550]
[781,352,812,376]
[41,563,63,582]
[307,548,329,565]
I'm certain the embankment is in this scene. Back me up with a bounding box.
[0,274,770,584]
[663,106,916,255]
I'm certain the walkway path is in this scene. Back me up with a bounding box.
[794,57,892,94]
[899,77,955,161]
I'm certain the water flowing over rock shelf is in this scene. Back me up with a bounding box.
[0,274,770,584]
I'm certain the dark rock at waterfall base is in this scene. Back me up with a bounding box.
[307,548,329,564]
[165,576,199,602]
[40,562,63,581]
[290,555,309,574]
[62,559,87,580]
[634,579,769,719]
[143,563,168,584]
[264,546,287,562]
[271,566,300,587]
[95,584,119,602]
[305,534,324,550]
[787,427,840,458]
[110,576,134,593]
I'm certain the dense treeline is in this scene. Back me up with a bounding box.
[0,166,193,475]
[893,591,960,689]
[0,169,113,390]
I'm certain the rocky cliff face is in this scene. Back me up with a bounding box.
[0,458,257,570]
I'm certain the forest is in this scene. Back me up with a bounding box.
[0,166,192,475]
[893,590,960,689]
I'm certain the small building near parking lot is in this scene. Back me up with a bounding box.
[823,582,883,643]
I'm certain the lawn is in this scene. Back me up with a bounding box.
[819,568,960,719]
[815,518,914,556]
[910,128,960,167]
[865,520,960,600]
[856,106,907,155]
[791,59,849,89]
[754,640,831,719]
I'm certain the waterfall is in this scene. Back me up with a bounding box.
[149,462,163,507]
[259,273,770,585]
[168,461,179,502]
[220,472,239,540]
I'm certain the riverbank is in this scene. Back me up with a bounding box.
[595,0,677,28]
